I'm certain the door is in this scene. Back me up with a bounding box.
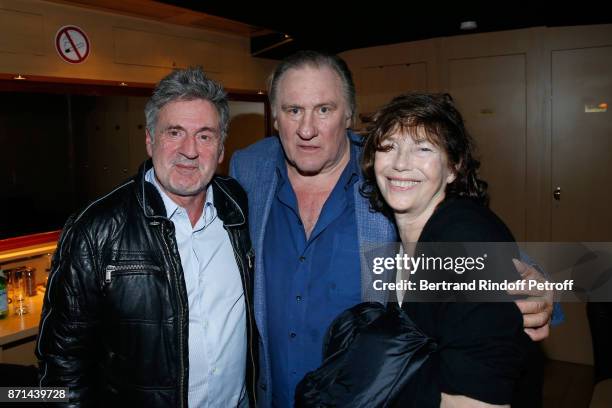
[551,46,612,242]
[448,54,527,240]
[544,44,612,366]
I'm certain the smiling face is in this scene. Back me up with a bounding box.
[374,127,456,219]
[273,65,352,176]
[146,98,224,205]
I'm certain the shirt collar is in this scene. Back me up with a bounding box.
[145,168,216,227]
[344,139,360,190]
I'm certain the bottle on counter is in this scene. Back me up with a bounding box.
[0,270,8,319]
[25,267,37,297]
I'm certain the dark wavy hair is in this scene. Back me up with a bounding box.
[361,92,488,216]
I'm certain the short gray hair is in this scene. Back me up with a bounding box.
[145,67,229,142]
[267,50,356,121]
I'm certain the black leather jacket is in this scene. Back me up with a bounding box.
[36,161,258,407]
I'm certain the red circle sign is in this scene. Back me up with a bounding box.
[55,25,90,64]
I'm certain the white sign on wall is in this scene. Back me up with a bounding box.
[55,25,90,64]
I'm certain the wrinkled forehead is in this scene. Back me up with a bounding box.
[277,65,345,105]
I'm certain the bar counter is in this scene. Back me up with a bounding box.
[0,290,45,346]
[0,237,58,365]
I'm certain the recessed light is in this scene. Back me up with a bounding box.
[119,82,128,86]
[13,74,26,80]
[460,21,478,30]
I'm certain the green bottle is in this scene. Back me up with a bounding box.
[0,270,8,319]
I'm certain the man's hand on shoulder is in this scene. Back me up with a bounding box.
[508,259,553,342]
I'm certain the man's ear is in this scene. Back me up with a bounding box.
[273,118,278,131]
[217,145,225,164]
[345,112,353,129]
[145,129,153,157]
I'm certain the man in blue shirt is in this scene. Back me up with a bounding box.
[230,51,554,407]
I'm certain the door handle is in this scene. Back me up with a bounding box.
[553,187,561,201]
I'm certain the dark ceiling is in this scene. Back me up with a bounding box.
[160,2,612,59]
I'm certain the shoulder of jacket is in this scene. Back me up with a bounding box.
[230,137,280,188]
[70,179,136,230]
[52,179,136,261]
[427,198,514,242]
[234,136,280,161]
[213,175,248,211]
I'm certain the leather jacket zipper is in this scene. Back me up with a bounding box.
[104,263,162,283]
[105,265,115,283]
[160,222,186,408]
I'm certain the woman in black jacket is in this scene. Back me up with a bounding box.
[297,93,536,407]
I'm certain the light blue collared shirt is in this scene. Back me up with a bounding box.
[146,169,247,407]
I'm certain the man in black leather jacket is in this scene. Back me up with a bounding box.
[36,68,258,407]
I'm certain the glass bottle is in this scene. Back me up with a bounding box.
[25,267,37,297]
[13,268,28,315]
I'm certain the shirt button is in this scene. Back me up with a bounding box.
[296,295,302,302]
[299,256,306,262]
[290,332,297,338]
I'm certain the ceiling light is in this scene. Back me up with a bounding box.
[119,82,128,86]
[460,21,477,30]
[13,74,26,80]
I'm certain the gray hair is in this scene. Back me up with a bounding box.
[145,67,230,142]
[267,50,356,120]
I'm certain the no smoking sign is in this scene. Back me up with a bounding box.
[55,25,90,64]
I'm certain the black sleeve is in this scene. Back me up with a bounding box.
[36,219,102,407]
[437,302,527,404]
[417,199,529,404]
